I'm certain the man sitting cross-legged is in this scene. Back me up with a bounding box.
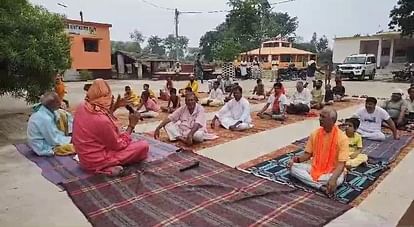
[161,88,181,113]
[248,79,266,100]
[257,82,289,121]
[201,81,225,107]
[310,80,325,110]
[344,118,368,169]
[135,91,160,118]
[27,92,74,156]
[354,97,399,141]
[287,81,312,115]
[211,85,253,131]
[288,107,349,196]
[381,89,407,128]
[154,93,217,146]
[124,86,140,107]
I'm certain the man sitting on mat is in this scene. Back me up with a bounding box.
[288,107,349,196]
[154,93,217,146]
[257,82,288,121]
[248,79,266,100]
[135,91,160,118]
[344,118,368,169]
[200,81,224,107]
[72,79,149,177]
[353,97,399,141]
[161,88,181,113]
[381,89,407,128]
[211,85,253,131]
[27,92,74,156]
[179,74,199,97]
[287,81,311,115]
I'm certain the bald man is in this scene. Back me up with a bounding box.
[288,107,349,196]
[27,92,74,156]
[154,93,217,146]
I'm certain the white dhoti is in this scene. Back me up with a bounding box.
[140,111,159,118]
[290,163,345,190]
[219,117,252,131]
[164,122,205,143]
[200,98,224,107]
[357,128,386,141]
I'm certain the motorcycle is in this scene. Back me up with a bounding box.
[392,63,414,83]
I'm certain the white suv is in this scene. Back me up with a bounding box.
[337,54,377,80]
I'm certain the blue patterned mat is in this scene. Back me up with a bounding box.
[246,149,388,204]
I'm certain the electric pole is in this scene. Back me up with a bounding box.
[174,8,180,62]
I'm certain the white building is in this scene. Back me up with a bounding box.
[333,31,414,68]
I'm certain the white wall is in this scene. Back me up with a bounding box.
[332,39,361,64]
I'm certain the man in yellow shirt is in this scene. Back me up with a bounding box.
[143,84,157,100]
[344,118,368,168]
[124,86,140,107]
[288,107,349,196]
[181,74,199,97]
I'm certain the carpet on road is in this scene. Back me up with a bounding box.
[14,134,178,186]
[63,151,350,227]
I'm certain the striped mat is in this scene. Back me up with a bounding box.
[63,151,350,227]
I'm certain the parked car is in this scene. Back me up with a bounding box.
[336,54,377,80]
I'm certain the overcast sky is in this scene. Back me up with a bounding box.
[30,0,398,46]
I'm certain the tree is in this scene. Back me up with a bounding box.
[0,0,71,103]
[389,0,414,37]
[163,34,189,59]
[184,47,200,62]
[316,35,329,53]
[111,41,141,53]
[199,0,297,62]
[310,32,318,49]
[129,29,145,52]
[146,36,165,56]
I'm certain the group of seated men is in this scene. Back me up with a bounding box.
[27,76,406,197]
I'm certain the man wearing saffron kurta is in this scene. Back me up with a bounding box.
[211,85,253,131]
[154,93,217,146]
[72,79,149,177]
[288,107,349,195]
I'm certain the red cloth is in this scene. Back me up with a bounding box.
[72,102,149,173]
[272,94,281,113]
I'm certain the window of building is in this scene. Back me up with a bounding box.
[272,55,279,61]
[282,43,290,47]
[395,49,406,57]
[84,39,99,52]
[280,54,291,62]
[382,48,390,56]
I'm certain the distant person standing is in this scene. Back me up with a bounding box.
[324,64,332,85]
[240,61,248,79]
[305,60,323,88]
[271,60,279,82]
[252,57,261,79]
[194,54,204,84]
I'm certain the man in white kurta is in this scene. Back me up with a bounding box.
[211,86,253,131]
[201,81,225,107]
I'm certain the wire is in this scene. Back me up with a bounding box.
[138,0,296,14]
[139,0,174,11]
[270,0,296,5]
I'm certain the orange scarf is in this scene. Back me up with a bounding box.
[85,79,117,126]
[55,80,65,100]
[310,126,339,181]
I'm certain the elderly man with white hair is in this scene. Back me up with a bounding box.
[27,92,74,156]
[208,75,225,94]
[288,107,349,196]
[381,88,408,128]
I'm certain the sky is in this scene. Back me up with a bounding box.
[30,0,398,47]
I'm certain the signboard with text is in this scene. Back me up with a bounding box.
[65,24,97,36]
